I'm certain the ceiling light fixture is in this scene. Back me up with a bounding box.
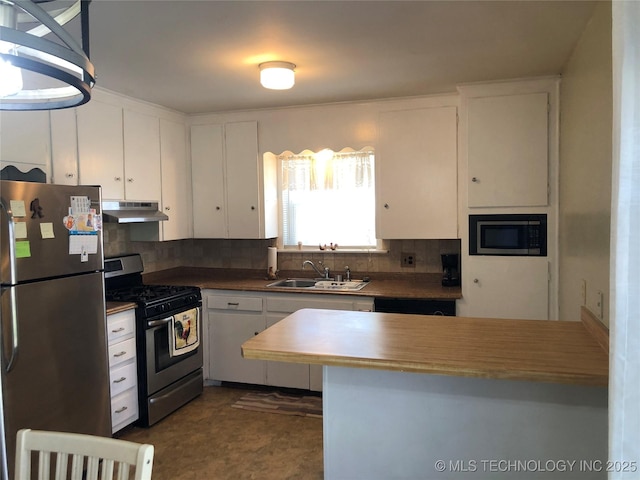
[0,0,95,111]
[259,61,295,90]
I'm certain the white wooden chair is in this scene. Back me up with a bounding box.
[14,429,154,480]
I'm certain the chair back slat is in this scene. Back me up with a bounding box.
[100,458,115,480]
[70,453,84,480]
[36,451,49,480]
[54,452,69,480]
[117,461,131,480]
[86,456,101,479]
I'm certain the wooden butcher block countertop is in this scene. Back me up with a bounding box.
[242,308,609,387]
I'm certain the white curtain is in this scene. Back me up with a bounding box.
[280,150,375,247]
[609,1,640,478]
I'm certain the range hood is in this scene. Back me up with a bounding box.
[102,201,168,223]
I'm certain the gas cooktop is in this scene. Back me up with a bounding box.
[104,254,201,317]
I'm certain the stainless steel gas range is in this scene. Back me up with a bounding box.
[105,254,203,427]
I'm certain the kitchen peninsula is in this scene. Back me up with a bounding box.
[242,309,608,480]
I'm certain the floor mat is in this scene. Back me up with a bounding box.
[231,391,322,418]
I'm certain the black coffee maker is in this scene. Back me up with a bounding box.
[441,254,460,287]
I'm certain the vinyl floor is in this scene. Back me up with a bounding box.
[117,385,323,480]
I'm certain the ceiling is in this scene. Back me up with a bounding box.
[85,0,597,114]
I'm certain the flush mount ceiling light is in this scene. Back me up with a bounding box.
[0,0,95,110]
[259,61,295,90]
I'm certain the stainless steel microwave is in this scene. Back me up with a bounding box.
[469,214,547,256]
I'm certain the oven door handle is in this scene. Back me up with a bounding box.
[148,317,173,328]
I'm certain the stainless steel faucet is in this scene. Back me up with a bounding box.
[302,260,331,279]
[344,265,351,281]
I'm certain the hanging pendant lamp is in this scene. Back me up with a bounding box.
[0,0,95,111]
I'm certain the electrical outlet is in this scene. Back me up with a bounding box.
[401,253,416,268]
[580,279,587,305]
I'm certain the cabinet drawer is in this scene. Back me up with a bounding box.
[267,297,354,313]
[107,310,136,344]
[111,388,139,434]
[208,295,263,312]
[108,337,136,368]
[109,361,137,397]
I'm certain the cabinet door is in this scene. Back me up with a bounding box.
[209,311,265,384]
[160,118,191,240]
[468,93,548,207]
[265,313,310,389]
[461,257,549,320]
[123,110,161,201]
[191,124,226,238]
[50,109,78,185]
[376,106,458,239]
[0,110,50,176]
[225,121,260,239]
[77,100,124,199]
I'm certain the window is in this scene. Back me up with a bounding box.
[279,148,375,248]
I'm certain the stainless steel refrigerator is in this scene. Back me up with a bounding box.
[0,180,111,480]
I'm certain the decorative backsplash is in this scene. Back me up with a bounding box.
[103,224,460,275]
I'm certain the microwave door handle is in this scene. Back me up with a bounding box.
[0,197,18,285]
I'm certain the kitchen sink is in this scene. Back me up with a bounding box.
[267,278,317,288]
[313,280,368,291]
[266,278,369,291]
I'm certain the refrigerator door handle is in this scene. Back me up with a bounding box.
[0,287,19,373]
[0,196,18,285]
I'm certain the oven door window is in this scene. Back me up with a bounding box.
[153,323,197,372]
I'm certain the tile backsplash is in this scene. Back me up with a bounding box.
[104,224,460,275]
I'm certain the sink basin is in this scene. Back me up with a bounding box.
[313,280,368,291]
[267,278,317,288]
[266,278,369,291]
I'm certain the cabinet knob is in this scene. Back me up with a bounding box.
[472,177,479,183]
[384,203,390,209]
[473,278,479,284]
[114,177,122,181]
[127,178,134,183]
[65,173,75,178]
[165,206,171,211]
[251,206,256,210]
[216,206,221,211]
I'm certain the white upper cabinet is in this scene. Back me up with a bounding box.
[50,109,78,185]
[160,118,191,241]
[225,121,261,239]
[376,106,458,239]
[191,123,226,238]
[78,101,163,202]
[0,110,51,176]
[77,99,125,199]
[122,109,161,201]
[467,92,549,208]
[191,120,276,239]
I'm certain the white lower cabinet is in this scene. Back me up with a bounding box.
[107,309,139,434]
[208,293,266,384]
[205,290,374,391]
[458,256,549,320]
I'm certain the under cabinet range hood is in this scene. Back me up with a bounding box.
[102,201,168,223]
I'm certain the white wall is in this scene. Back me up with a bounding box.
[558,1,612,324]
